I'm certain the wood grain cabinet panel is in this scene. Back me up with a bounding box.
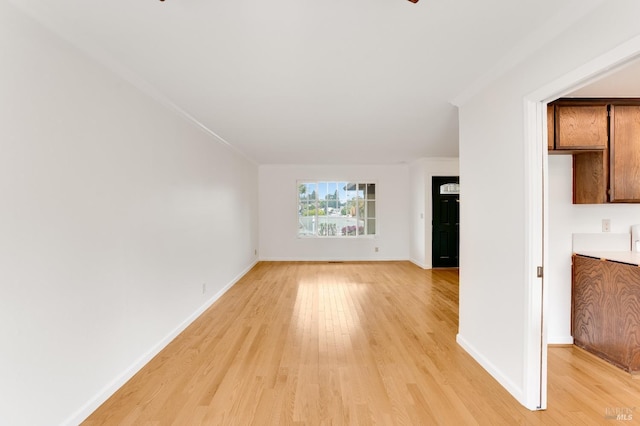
[573,151,608,204]
[547,105,555,150]
[572,255,640,374]
[610,105,640,202]
[549,100,609,204]
[548,98,640,204]
[555,104,608,150]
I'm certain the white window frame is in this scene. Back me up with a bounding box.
[297,180,377,238]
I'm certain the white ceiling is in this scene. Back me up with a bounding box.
[11,0,607,164]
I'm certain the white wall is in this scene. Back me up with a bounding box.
[409,158,459,269]
[0,3,259,425]
[259,165,410,261]
[547,155,640,343]
[457,0,640,409]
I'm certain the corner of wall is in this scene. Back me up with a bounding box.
[409,258,429,269]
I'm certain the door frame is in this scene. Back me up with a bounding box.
[522,34,640,410]
[431,176,460,268]
[423,161,459,270]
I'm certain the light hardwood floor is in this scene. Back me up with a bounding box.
[83,262,640,425]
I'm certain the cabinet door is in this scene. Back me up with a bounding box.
[610,105,640,202]
[573,151,608,204]
[573,254,640,373]
[555,104,608,149]
[547,105,554,150]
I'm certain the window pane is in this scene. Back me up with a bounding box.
[356,200,363,220]
[317,216,329,236]
[366,184,375,199]
[440,183,460,195]
[299,200,310,217]
[367,219,376,235]
[366,200,375,218]
[341,218,358,236]
[346,183,356,219]
[298,214,314,236]
[327,182,339,211]
[307,183,317,201]
[317,182,327,197]
[338,182,347,211]
[317,182,327,214]
[297,184,304,200]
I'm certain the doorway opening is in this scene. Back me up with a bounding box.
[432,176,459,268]
[524,38,640,411]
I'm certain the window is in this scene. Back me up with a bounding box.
[298,181,376,237]
[439,183,460,195]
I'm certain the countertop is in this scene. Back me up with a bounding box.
[574,251,640,266]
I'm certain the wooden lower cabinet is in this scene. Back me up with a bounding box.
[572,254,640,374]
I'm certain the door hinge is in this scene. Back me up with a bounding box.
[536,266,543,278]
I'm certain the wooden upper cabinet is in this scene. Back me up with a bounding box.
[554,103,608,150]
[610,105,640,202]
[573,151,608,204]
[549,98,640,204]
[547,105,554,150]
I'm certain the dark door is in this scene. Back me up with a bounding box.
[432,176,459,268]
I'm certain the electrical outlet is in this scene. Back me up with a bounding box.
[602,219,611,233]
[254,249,257,255]
[375,247,379,252]
[202,283,206,294]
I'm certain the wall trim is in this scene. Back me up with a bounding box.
[409,258,428,269]
[63,260,259,426]
[456,333,525,407]
[528,34,640,102]
[521,99,546,410]
[547,336,574,345]
[259,257,408,262]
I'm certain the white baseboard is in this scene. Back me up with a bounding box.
[259,257,408,262]
[456,333,525,407]
[63,260,258,426]
[547,336,574,345]
[409,258,428,269]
